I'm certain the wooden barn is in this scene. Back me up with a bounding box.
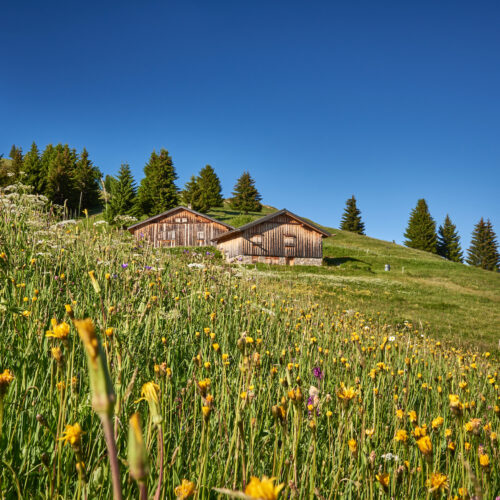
[213,209,330,266]
[127,206,234,247]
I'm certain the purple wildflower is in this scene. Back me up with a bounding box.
[313,367,324,380]
[121,263,128,269]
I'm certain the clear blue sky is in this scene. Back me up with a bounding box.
[1,0,499,249]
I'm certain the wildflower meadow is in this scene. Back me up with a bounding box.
[0,184,499,499]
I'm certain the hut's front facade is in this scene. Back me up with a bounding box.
[127,206,233,247]
[213,209,330,266]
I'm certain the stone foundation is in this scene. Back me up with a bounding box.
[226,255,323,266]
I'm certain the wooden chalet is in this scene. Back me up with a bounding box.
[127,206,234,247]
[213,209,330,266]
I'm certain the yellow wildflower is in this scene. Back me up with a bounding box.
[416,436,433,457]
[174,479,196,499]
[426,472,448,493]
[245,476,284,499]
[59,423,84,447]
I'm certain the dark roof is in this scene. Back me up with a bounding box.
[127,206,234,232]
[213,209,331,242]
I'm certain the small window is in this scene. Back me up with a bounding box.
[174,217,181,223]
[167,230,176,240]
[197,231,205,240]
[251,234,262,245]
[181,217,188,223]
[284,236,296,247]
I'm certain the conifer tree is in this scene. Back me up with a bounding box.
[340,195,365,234]
[23,142,43,192]
[46,145,77,207]
[404,199,437,253]
[230,171,262,213]
[106,164,138,222]
[9,145,24,180]
[136,149,179,216]
[196,165,224,212]
[39,144,57,194]
[182,175,201,209]
[73,148,102,211]
[437,215,463,262]
[466,218,500,271]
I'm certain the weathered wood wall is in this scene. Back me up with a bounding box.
[130,209,230,247]
[217,213,323,260]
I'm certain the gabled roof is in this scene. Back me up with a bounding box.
[213,209,331,242]
[127,206,234,232]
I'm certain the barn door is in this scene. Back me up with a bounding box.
[284,236,297,257]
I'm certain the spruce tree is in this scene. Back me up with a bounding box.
[39,144,57,194]
[23,142,43,192]
[73,148,102,211]
[136,149,179,216]
[9,145,24,181]
[404,199,437,253]
[466,218,500,271]
[182,175,202,209]
[230,171,262,213]
[340,195,365,234]
[46,145,77,207]
[106,163,138,222]
[437,215,463,262]
[196,165,224,212]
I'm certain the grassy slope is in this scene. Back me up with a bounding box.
[209,204,500,351]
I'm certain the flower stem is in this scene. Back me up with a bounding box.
[100,414,123,500]
[154,424,164,500]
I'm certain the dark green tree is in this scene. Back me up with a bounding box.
[73,148,102,211]
[23,142,43,192]
[340,195,365,234]
[404,199,437,253]
[46,145,77,207]
[39,144,57,194]
[195,164,224,212]
[466,218,499,271]
[437,215,463,262]
[230,171,262,213]
[9,145,24,181]
[136,149,179,216]
[106,163,138,223]
[182,175,202,209]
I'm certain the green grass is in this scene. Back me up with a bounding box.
[209,206,500,352]
[1,187,499,498]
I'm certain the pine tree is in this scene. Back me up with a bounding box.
[230,171,262,213]
[182,175,202,209]
[106,164,138,223]
[195,165,224,212]
[340,195,365,234]
[39,144,57,194]
[437,215,463,262]
[466,218,500,271]
[404,199,437,253]
[46,145,77,207]
[136,149,179,216]
[9,145,24,181]
[23,142,43,192]
[73,148,102,211]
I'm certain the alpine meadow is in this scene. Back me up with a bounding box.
[2,2,500,499]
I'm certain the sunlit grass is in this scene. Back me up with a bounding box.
[0,184,499,498]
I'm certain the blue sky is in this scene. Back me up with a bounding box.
[1,0,499,249]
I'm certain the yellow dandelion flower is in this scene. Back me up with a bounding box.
[416,436,433,457]
[59,423,84,447]
[426,472,448,493]
[174,479,196,499]
[245,476,284,500]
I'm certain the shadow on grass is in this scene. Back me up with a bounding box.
[323,256,366,266]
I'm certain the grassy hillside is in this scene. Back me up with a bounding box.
[209,205,500,351]
[1,188,499,498]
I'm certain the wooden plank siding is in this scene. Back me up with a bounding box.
[217,213,324,260]
[128,208,231,248]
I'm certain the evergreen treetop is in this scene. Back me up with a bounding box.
[182,175,202,209]
[73,148,102,211]
[196,165,224,212]
[23,142,43,191]
[230,171,262,214]
[404,199,437,253]
[340,195,365,234]
[437,215,463,262]
[106,163,138,223]
[136,149,179,216]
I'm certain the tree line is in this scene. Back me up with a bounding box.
[0,143,263,220]
[339,195,499,272]
[102,149,262,223]
[0,143,101,212]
